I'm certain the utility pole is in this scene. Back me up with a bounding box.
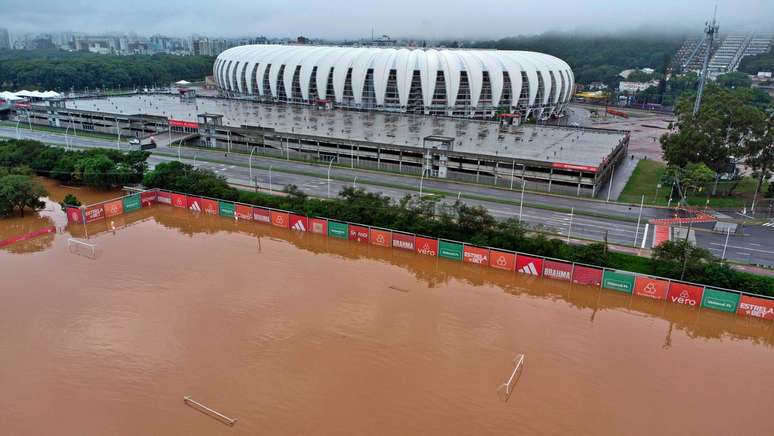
[693,6,719,117]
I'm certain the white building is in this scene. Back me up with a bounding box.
[214,44,574,119]
[618,80,659,93]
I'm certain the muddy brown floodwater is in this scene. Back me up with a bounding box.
[2,186,774,435]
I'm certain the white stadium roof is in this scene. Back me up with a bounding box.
[214,45,574,118]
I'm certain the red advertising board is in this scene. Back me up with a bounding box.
[253,207,271,224]
[103,199,124,218]
[140,190,157,206]
[271,211,289,228]
[633,276,669,300]
[157,191,172,205]
[310,218,328,234]
[552,162,599,173]
[463,245,490,265]
[169,119,199,129]
[543,260,573,282]
[186,196,203,212]
[392,232,415,251]
[348,225,370,243]
[516,255,543,276]
[415,237,438,256]
[666,282,703,307]
[66,207,83,224]
[200,198,218,214]
[84,204,105,223]
[572,265,603,286]
[235,204,253,220]
[737,295,774,320]
[370,228,392,247]
[0,226,55,248]
[289,214,309,232]
[489,250,516,271]
[171,193,187,208]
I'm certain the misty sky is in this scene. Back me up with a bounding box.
[5,0,774,39]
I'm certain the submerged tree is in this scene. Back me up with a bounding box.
[0,175,48,217]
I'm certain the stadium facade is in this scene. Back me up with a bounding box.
[214,45,574,119]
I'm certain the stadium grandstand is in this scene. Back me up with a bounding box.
[214,45,574,120]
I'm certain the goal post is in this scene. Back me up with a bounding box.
[67,238,97,259]
[497,353,525,402]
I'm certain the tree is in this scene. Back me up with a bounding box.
[60,193,81,211]
[739,111,774,211]
[716,71,753,89]
[0,175,47,217]
[661,163,715,203]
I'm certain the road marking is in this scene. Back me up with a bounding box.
[709,243,774,255]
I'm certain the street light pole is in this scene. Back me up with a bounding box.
[721,227,731,261]
[353,176,357,189]
[419,169,425,198]
[249,146,256,184]
[268,165,273,193]
[606,164,616,202]
[510,160,516,190]
[519,178,526,222]
[567,207,574,243]
[177,139,183,161]
[633,194,644,247]
[327,158,335,198]
[15,119,20,139]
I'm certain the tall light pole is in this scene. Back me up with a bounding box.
[353,176,357,189]
[116,123,121,149]
[721,226,731,261]
[419,169,425,198]
[633,194,645,247]
[64,124,71,150]
[15,119,20,139]
[177,138,183,161]
[268,165,273,193]
[606,164,616,202]
[327,158,335,198]
[249,146,256,184]
[567,207,574,243]
[510,160,516,190]
[193,152,198,167]
[693,7,719,117]
[519,177,526,222]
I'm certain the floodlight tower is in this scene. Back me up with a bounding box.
[693,6,719,116]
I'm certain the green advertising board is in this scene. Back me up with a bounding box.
[328,221,348,239]
[701,288,740,313]
[602,270,635,293]
[218,201,235,218]
[438,240,463,261]
[122,193,141,212]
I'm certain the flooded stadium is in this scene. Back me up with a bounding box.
[2,183,774,435]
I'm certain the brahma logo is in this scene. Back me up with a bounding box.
[544,267,571,281]
[393,239,414,250]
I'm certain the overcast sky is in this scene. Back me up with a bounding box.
[5,0,774,39]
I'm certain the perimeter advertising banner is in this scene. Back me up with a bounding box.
[122,194,141,213]
[235,204,253,220]
[633,276,669,300]
[516,255,543,276]
[271,211,290,228]
[370,228,392,247]
[171,193,187,208]
[103,199,124,218]
[157,191,172,205]
[602,270,635,293]
[701,288,740,313]
[289,214,309,232]
[348,225,370,243]
[200,198,218,214]
[489,250,516,271]
[219,201,235,218]
[140,190,157,206]
[463,245,489,265]
[328,221,348,239]
[253,207,271,224]
[84,205,105,223]
[543,260,573,282]
[737,295,774,320]
[439,240,463,261]
[187,196,203,212]
[392,232,415,251]
[667,282,704,307]
[310,218,328,234]
[572,265,603,286]
[415,237,438,256]
[67,206,83,224]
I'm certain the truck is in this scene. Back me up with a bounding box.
[129,136,157,150]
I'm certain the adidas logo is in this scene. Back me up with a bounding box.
[292,220,306,231]
[519,262,539,275]
[189,202,201,212]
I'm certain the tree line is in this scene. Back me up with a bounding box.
[0,49,215,91]
[142,160,774,296]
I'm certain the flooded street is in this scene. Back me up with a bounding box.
[2,190,774,435]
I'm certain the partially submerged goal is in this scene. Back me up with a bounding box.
[497,353,525,402]
[67,238,97,259]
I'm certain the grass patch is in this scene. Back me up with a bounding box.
[619,159,764,208]
[1,121,126,142]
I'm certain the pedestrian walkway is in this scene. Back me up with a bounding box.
[652,225,670,248]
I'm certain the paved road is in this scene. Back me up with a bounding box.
[6,126,774,267]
